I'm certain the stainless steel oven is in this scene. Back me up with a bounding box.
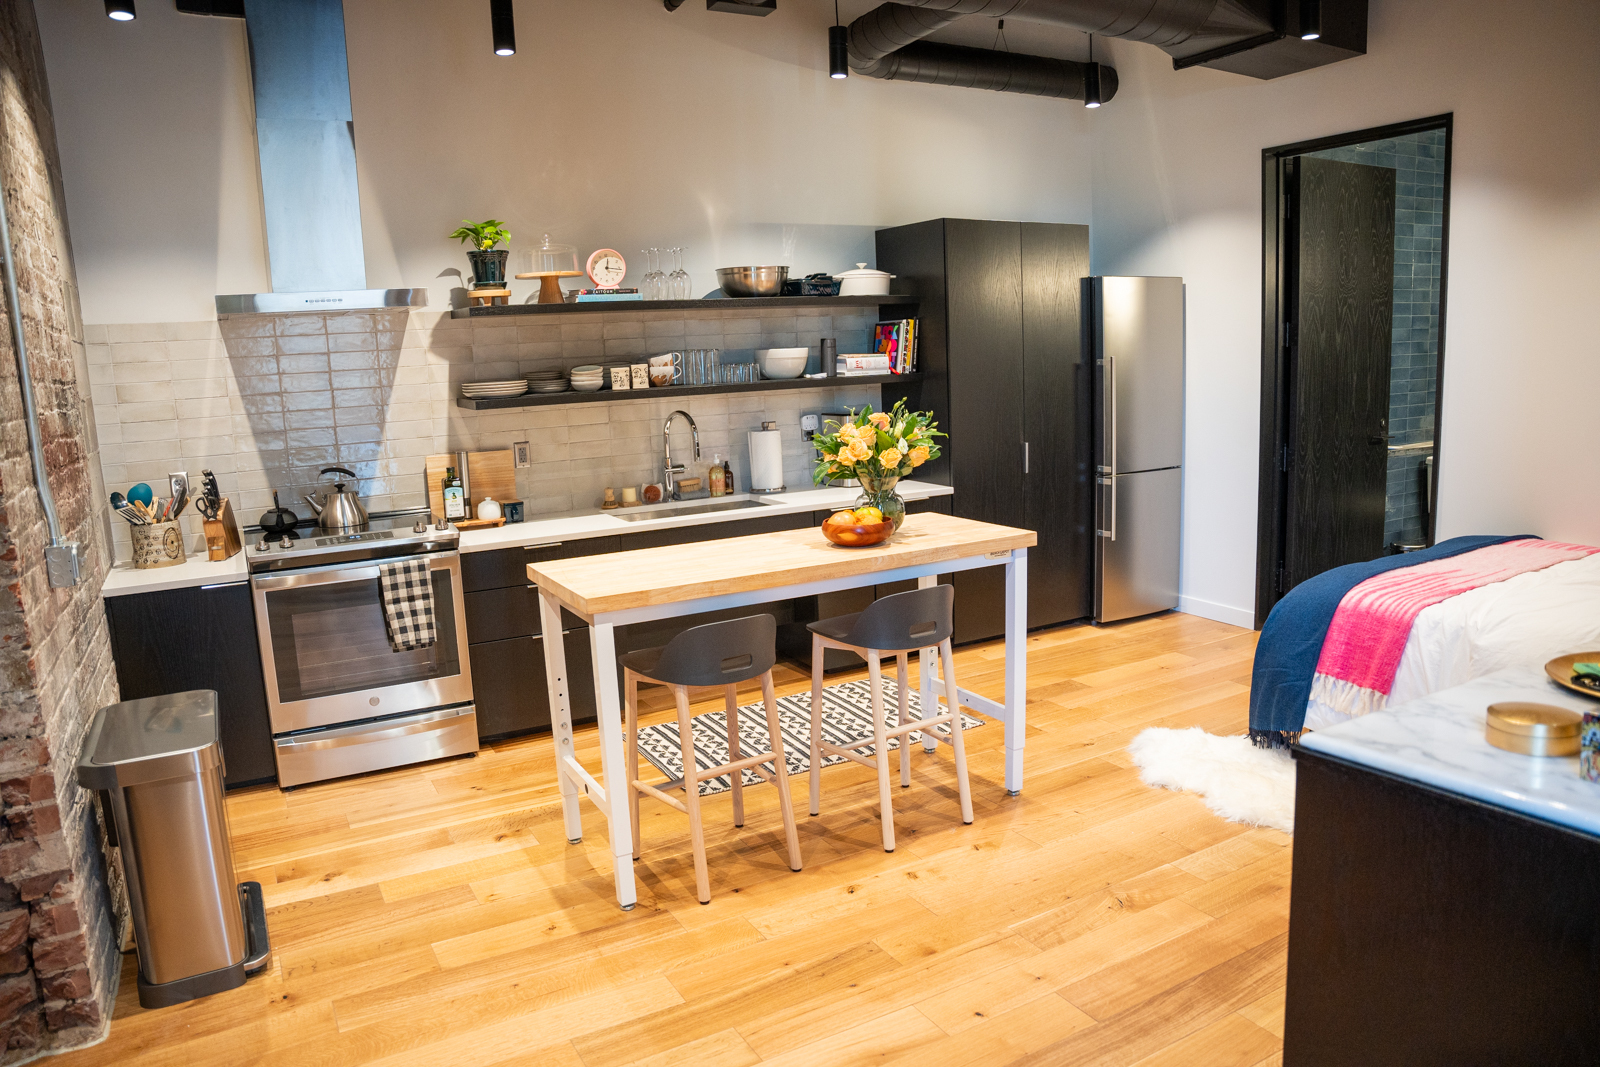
[249,521,476,787]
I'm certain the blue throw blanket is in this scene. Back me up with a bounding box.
[1248,534,1537,748]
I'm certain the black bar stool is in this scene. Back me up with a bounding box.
[622,614,802,904]
[806,585,973,852]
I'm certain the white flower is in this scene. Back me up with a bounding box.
[896,438,908,453]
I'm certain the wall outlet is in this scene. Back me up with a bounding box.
[800,414,819,438]
[168,471,189,502]
[513,441,531,468]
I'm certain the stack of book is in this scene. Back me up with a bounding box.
[837,318,917,376]
[568,288,644,304]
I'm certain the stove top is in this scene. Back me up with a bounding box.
[248,514,459,574]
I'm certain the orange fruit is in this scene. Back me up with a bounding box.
[825,510,857,527]
[854,506,884,524]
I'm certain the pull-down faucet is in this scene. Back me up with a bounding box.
[663,410,700,501]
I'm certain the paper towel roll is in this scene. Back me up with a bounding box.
[748,423,786,493]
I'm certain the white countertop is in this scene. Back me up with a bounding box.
[1299,665,1600,836]
[101,480,954,597]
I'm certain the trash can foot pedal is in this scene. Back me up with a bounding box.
[240,881,272,976]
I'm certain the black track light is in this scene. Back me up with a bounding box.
[829,1,847,79]
[1083,34,1101,108]
[105,0,136,20]
[491,0,515,56]
[1299,0,1321,40]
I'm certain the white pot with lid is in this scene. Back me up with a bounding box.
[833,263,895,296]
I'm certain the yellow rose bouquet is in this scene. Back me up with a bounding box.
[812,400,944,531]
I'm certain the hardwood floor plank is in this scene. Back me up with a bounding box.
[750,1005,946,1067]
[1129,1012,1282,1067]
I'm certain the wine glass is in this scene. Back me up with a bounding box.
[641,248,662,300]
[669,247,691,299]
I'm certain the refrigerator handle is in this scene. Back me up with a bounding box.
[1108,354,1117,480]
[1097,475,1116,541]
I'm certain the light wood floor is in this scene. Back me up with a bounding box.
[62,611,1285,1067]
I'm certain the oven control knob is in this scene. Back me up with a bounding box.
[413,519,428,533]
[278,536,293,550]
[434,518,449,531]
[255,538,271,552]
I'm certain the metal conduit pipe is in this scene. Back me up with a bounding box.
[0,186,81,587]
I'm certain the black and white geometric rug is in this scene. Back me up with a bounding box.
[634,679,985,797]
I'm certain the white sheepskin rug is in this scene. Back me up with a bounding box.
[1127,727,1297,834]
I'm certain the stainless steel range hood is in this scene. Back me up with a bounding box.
[216,0,424,316]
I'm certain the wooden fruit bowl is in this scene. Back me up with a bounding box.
[820,518,894,548]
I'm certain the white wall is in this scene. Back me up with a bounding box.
[1092,0,1600,625]
[37,0,1097,324]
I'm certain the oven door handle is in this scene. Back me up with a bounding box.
[275,706,474,752]
[251,551,457,591]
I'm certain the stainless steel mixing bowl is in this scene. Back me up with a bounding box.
[716,265,789,298]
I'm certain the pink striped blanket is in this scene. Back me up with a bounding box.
[1310,539,1600,718]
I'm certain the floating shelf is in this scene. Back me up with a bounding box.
[454,373,920,410]
[449,294,918,319]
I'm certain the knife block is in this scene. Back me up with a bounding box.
[204,497,243,561]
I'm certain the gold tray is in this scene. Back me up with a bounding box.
[1544,652,1600,701]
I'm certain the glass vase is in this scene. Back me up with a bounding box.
[854,472,906,531]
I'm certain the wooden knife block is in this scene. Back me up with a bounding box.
[204,497,243,561]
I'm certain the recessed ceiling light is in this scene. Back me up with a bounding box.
[105,0,136,20]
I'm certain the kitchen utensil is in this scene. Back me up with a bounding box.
[755,347,809,380]
[203,497,243,561]
[833,263,895,296]
[302,466,371,531]
[1547,653,1600,700]
[259,492,299,539]
[715,265,788,298]
[799,273,842,297]
[820,511,894,548]
[128,482,154,507]
[111,498,145,525]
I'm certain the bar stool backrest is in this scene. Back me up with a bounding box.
[647,614,778,687]
[845,586,955,652]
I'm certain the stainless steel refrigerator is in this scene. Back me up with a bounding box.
[1089,276,1185,623]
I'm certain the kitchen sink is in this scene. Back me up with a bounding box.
[611,499,776,522]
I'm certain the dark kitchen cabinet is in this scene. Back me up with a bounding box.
[104,582,277,789]
[470,629,596,740]
[877,219,1093,642]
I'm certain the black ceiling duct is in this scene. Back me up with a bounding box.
[846,0,1366,99]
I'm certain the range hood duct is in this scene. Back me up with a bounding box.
[216,0,424,316]
[847,0,1364,93]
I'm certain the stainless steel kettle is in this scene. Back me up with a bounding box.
[302,466,370,531]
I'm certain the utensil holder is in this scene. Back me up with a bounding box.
[132,520,187,569]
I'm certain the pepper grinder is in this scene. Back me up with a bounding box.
[454,449,472,511]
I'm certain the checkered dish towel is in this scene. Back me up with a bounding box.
[379,558,436,652]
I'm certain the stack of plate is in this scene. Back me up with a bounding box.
[461,379,528,400]
[569,365,604,392]
[525,368,568,394]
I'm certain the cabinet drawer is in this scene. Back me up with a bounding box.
[464,585,583,644]
[469,629,597,742]
[616,511,810,551]
[462,536,620,592]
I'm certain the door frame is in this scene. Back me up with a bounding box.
[1254,113,1454,627]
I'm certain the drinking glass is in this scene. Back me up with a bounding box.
[707,348,721,383]
[669,247,691,299]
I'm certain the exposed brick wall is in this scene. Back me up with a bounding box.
[0,0,126,1060]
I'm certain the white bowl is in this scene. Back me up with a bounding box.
[756,347,810,380]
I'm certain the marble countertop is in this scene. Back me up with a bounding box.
[1299,665,1600,836]
[101,480,954,597]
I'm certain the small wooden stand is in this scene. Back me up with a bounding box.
[204,497,243,561]
[515,270,584,304]
[468,288,511,307]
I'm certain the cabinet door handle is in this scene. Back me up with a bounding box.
[1023,442,1030,475]
[199,582,240,591]
[524,542,563,551]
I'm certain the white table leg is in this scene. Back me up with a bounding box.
[917,574,939,753]
[539,589,584,844]
[589,620,637,910]
[1003,549,1028,796]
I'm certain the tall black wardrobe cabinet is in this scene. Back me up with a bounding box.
[877,219,1093,643]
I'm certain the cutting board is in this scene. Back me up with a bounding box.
[426,450,516,520]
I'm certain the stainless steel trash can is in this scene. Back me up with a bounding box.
[77,689,270,1008]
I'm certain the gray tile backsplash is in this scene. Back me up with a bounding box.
[87,307,882,561]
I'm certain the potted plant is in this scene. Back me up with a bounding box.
[812,400,944,531]
[449,219,512,289]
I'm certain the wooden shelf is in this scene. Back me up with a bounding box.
[454,373,919,410]
[449,294,917,319]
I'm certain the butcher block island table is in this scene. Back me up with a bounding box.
[527,511,1037,909]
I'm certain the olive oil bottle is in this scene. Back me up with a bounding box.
[442,466,467,521]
